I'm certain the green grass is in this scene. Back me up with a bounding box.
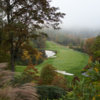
[16,65,26,72]
[16,41,89,77]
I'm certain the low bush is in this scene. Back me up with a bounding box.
[12,64,39,85]
[36,85,66,100]
[0,50,10,63]
[51,75,67,90]
[12,73,34,86]
[88,62,100,81]
[59,79,97,100]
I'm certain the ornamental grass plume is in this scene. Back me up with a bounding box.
[0,70,14,86]
[0,63,14,87]
[0,63,39,100]
[0,63,8,70]
[0,83,39,100]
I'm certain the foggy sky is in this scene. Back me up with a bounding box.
[51,0,100,30]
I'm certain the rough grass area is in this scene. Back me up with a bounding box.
[16,41,89,76]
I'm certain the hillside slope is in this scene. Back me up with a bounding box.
[16,41,89,76]
[37,41,89,76]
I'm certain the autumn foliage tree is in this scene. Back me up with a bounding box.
[21,43,43,65]
[84,35,100,62]
[0,0,65,71]
[83,37,95,55]
[39,64,67,90]
[39,64,57,85]
[92,35,100,62]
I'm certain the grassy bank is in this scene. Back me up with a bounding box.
[16,41,89,76]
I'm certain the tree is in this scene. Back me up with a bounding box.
[83,37,95,55]
[84,35,100,62]
[0,8,3,45]
[35,32,47,49]
[0,0,65,71]
[92,35,100,61]
[40,64,57,85]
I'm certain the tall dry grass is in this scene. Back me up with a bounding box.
[0,63,39,100]
[0,83,39,100]
[0,63,8,70]
[0,63,14,86]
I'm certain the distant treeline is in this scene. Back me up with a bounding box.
[46,32,84,47]
[46,31,100,62]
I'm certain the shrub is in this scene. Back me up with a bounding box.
[12,73,33,86]
[36,85,66,100]
[72,76,80,85]
[40,64,57,85]
[88,62,100,81]
[0,50,10,63]
[51,75,67,90]
[60,79,97,100]
[12,64,39,85]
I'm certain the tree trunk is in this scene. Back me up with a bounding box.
[10,36,15,72]
[0,30,2,45]
[6,0,15,71]
[10,49,15,72]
